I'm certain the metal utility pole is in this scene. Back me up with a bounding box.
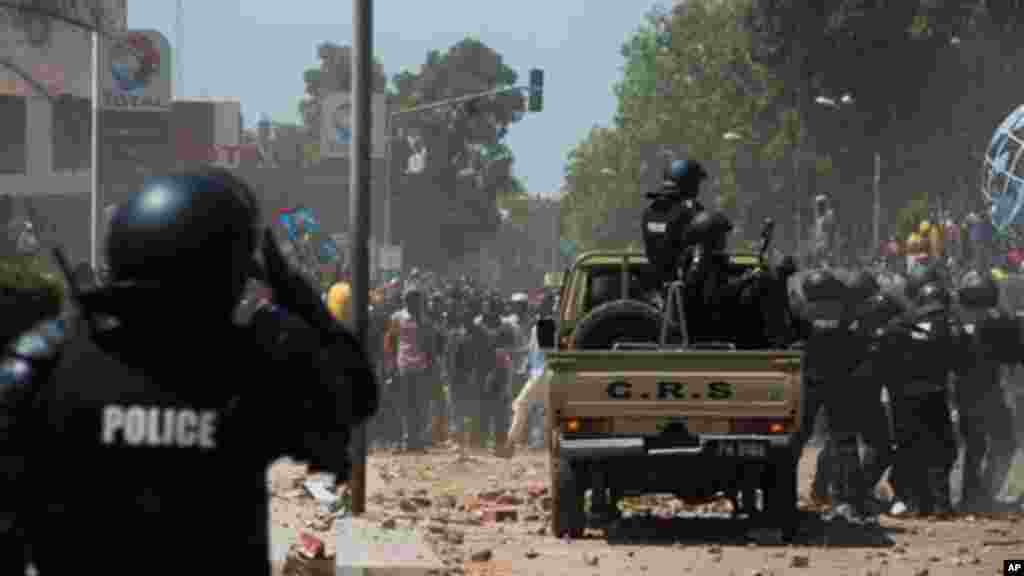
[176,0,184,99]
[873,152,881,251]
[90,29,100,269]
[551,198,559,271]
[348,0,372,517]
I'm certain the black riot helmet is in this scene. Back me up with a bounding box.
[685,210,733,251]
[642,158,708,284]
[848,269,880,303]
[105,167,262,314]
[663,159,708,198]
[957,269,1000,309]
[906,260,949,301]
[916,281,948,308]
[855,291,906,336]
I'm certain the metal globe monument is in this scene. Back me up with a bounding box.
[983,104,1024,232]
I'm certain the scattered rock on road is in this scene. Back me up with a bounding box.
[469,548,493,562]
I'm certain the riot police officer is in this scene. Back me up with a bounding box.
[886,280,959,516]
[0,168,377,575]
[788,267,853,504]
[954,269,1019,513]
[641,158,708,285]
[836,270,901,521]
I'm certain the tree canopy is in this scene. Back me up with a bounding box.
[295,38,526,268]
[387,37,526,268]
[563,0,794,251]
[564,0,1024,257]
[298,42,388,141]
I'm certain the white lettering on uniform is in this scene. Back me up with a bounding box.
[124,406,146,444]
[100,405,218,450]
[102,406,123,444]
[176,410,197,447]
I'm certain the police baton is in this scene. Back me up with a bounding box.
[52,246,99,337]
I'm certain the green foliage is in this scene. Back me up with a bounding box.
[896,193,930,240]
[388,37,525,268]
[0,255,65,348]
[563,0,793,251]
[745,1,1024,243]
[293,38,525,268]
[298,43,389,140]
[0,255,64,307]
[498,193,531,226]
[564,0,1024,255]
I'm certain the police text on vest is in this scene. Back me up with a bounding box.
[101,405,217,449]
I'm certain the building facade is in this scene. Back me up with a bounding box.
[0,0,128,197]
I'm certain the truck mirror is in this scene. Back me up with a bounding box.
[536,317,556,349]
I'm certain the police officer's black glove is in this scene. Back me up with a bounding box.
[260,229,378,424]
[259,229,336,335]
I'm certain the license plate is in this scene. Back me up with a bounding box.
[714,440,767,458]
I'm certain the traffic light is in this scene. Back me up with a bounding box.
[528,68,543,112]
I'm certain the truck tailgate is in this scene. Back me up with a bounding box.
[547,350,803,437]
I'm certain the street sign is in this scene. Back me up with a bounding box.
[100,30,172,111]
[320,92,388,158]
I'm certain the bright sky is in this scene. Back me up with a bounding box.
[127,0,662,196]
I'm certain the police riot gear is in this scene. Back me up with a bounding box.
[955,270,1019,512]
[883,280,958,515]
[0,169,377,575]
[107,169,262,316]
[788,267,853,504]
[642,158,708,284]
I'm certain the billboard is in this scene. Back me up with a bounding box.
[99,109,171,205]
[101,30,172,111]
[0,63,65,98]
[320,92,387,158]
[171,100,258,168]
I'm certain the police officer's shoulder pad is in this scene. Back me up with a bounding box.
[9,318,68,361]
[0,357,33,396]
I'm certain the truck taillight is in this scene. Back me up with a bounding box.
[562,418,608,434]
[731,418,792,434]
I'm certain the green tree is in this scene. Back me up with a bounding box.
[563,1,794,251]
[389,37,525,268]
[298,42,388,141]
[745,1,1024,250]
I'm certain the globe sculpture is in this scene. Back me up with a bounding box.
[983,104,1024,232]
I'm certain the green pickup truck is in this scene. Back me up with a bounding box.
[537,251,804,538]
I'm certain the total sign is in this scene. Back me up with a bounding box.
[101,30,172,111]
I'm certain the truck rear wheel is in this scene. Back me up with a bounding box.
[552,456,586,538]
[761,455,799,534]
[571,300,662,350]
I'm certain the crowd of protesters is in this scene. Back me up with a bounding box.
[319,268,559,455]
